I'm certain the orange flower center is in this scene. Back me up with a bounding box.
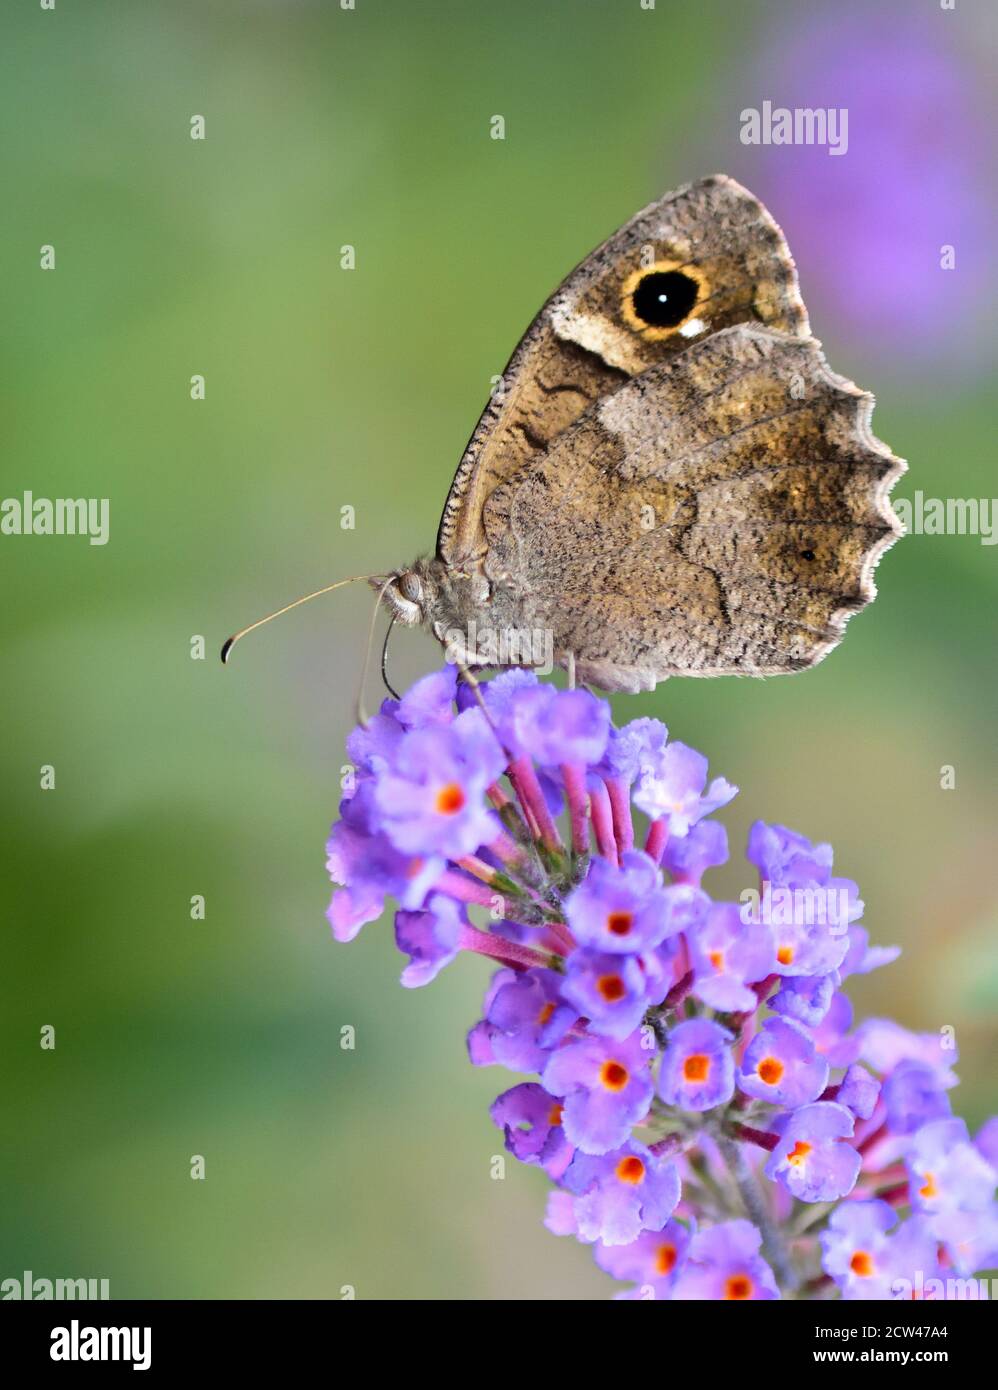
[708,949,724,970]
[725,1274,753,1300]
[850,1250,874,1277]
[758,1057,784,1086]
[537,1001,556,1026]
[597,973,626,1002]
[616,1155,645,1184]
[787,1140,812,1167]
[776,945,794,966]
[600,1060,629,1091]
[607,911,634,937]
[683,1053,710,1083]
[919,1172,938,1199]
[435,783,465,815]
[547,1103,564,1127]
[656,1243,677,1276]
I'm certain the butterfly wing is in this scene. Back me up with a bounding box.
[437,175,810,569]
[480,325,905,692]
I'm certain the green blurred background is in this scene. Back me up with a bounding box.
[2,0,995,1299]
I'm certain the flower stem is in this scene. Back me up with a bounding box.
[717,1132,799,1295]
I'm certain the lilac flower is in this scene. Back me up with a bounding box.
[511,685,610,768]
[765,1103,861,1202]
[563,1141,681,1246]
[661,819,729,885]
[633,741,737,837]
[820,1200,897,1300]
[325,782,441,941]
[839,925,901,979]
[482,968,576,1071]
[854,1019,959,1086]
[738,1018,829,1109]
[883,1216,947,1300]
[906,1118,997,1215]
[561,949,669,1040]
[490,1082,573,1178]
[565,850,691,954]
[931,1208,998,1278]
[394,894,464,987]
[593,1218,693,1295]
[658,1018,735,1113]
[373,708,505,858]
[746,821,833,887]
[882,1060,953,1135]
[599,717,668,785]
[542,1032,654,1155]
[770,972,835,1028]
[328,661,997,1300]
[687,901,774,1012]
[671,1220,779,1301]
[837,1063,881,1121]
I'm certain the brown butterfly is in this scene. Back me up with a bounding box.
[225,176,904,694]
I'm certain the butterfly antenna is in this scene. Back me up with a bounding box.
[354,576,397,726]
[220,574,379,665]
[381,614,401,701]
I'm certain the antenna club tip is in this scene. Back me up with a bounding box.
[220,637,235,665]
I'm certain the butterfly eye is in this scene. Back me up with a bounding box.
[399,572,423,602]
[630,270,699,329]
[799,549,816,562]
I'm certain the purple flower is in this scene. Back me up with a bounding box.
[658,1018,735,1113]
[770,972,835,1028]
[633,742,737,837]
[820,1200,897,1300]
[482,968,576,1072]
[882,1060,953,1136]
[906,1118,996,1216]
[765,1102,861,1202]
[563,1141,681,1246]
[688,901,774,1012]
[542,1032,654,1155]
[329,661,994,1299]
[747,821,833,887]
[373,708,505,857]
[565,850,696,954]
[855,1019,959,1086]
[662,819,729,885]
[839,925,901,979]
[738,1018,829,1109]
[394,894,464,987]
[325,782,441,941]
[561,949,669,1041]
[931,1208,998,1278]
[883,1216,946,1300]
[511,685,610,767]
[671,1220,778,1300]
[490,1082,573,1178]
[593,1218,693,1294]
[599,717,668,784]
[395,664,458,729]
[838,1064,881,1121]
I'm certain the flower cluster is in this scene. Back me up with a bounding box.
[327,665,998,1299]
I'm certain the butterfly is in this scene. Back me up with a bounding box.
[377,175,905,694]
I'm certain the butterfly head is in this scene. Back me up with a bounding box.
[377,562,441,628]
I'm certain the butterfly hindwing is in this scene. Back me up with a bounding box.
[479,326,905,692]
